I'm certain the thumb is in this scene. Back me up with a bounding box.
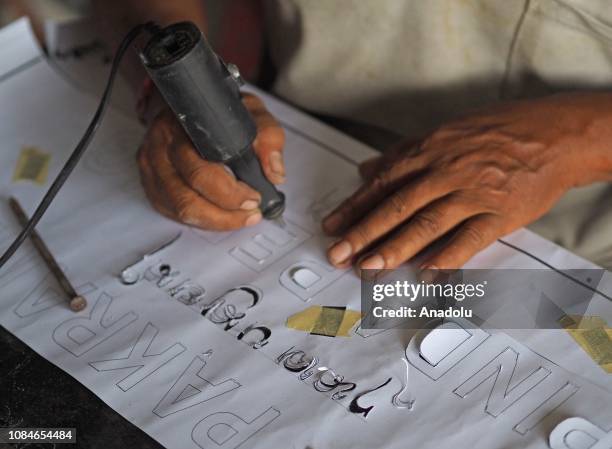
[243,93,286,185]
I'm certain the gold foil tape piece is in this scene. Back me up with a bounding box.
[560,314,612,373]
[287,306,361,337]
[13,146,50,185]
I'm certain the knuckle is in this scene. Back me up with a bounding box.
[187,164,209,189]
[257,126,285,149]
[422,127,451,148]
[174,141,196,159]
[477,129,513,145]
[462,225,486,247]
[388,193,409,216]
[371,170,392,191]
[242,94,264,110]
[412,211,442,235]
[379,245,401,267]
[477,164,509,188]
[350,224,373,249]
[175,198,197,224]
[394,153,418,172]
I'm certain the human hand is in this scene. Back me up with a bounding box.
[137,93,285,230]
[323,93,612,271]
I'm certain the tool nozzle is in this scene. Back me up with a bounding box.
[273,216,287,229]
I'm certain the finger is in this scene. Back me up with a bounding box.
[323,155,428,235]
[357,196,484,270]
[169,141,261,211]
[243,94,286,184]
[358,156,383,181]
[326,177,455,266]
[420,214,502,270]
[138,113,193,220]
[156,165,263,231]
[137,143,176,219]
[149,140,262,231]
[358,140,421,181]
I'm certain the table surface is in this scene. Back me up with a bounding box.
[0,325,163,449]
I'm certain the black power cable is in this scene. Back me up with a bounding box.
[0,22,158,270]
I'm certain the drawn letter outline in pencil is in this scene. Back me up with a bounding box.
[453,346,551,417]
[279,260,345,302]
[229,219,310,272]
[191,408,281,449]
[14,281,96,318]
[53,292,138,357]
[405,318,489,381]
[153,355,241,417]
[89,322,186,391]
[0,250,40,290]
[549,417,612,449]
[513,381,579,435]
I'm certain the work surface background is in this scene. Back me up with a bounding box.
[3,15,605,448]
[0,328,162,448]
[0,13,394,447]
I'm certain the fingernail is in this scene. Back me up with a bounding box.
[240,200,259,211]
[360,254,385,270]
[270,152,284,176]
[270,174,286,185]
[327,239,340,250]
[420,264,438,271]
[245,211,262,227]
[322,213,342,233]
[419,265,438,283]
[328,241,352,265]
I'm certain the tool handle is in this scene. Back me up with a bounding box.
[227,149,285,219]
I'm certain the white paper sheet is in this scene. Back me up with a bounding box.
[1,18,611,449]
[43,16,136,115]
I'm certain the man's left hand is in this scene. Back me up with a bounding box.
[323,93,612,271]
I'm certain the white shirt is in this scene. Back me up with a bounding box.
[263,0,612,268]
[265,0,612,137]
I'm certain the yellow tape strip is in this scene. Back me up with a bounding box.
[13,146,50,185]
[560,314,612,373]
[287,306,361,337]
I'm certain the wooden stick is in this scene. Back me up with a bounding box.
[8,197,86,312]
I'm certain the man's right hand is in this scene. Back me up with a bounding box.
[137,93,286,231]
